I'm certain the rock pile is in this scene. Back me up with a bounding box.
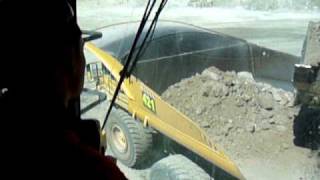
[162,66,320,179]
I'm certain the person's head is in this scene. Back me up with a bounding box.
[53,0,86,107]
[1,0,85,108]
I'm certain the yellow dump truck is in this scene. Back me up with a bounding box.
[81,16,309,179]
[85,42,244,179]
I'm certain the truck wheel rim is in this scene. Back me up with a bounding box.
[112,125,128,153]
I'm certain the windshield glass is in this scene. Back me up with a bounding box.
[79,1,320,179]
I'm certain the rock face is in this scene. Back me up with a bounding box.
[162,66,319,179]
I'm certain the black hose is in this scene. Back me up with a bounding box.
[101,0,167,130]
[128,0,168,75]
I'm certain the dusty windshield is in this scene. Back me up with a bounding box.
[79,1,320,180]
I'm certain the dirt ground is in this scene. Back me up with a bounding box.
[162,66,320,180]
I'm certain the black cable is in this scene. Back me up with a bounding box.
[125,0,156,69]
[137,0,167,59]
[127,0,168,76]
[131,10,161,67]
[139,0,168,55]
[102,0,161,130]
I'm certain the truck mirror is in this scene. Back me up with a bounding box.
[82,30,102,42]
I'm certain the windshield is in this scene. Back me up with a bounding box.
[79,1,320,179]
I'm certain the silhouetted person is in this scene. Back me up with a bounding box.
[0,1,127,179]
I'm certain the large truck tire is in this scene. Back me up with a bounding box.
[106,108,152,168]
[149,154,211,180]
[293,105,320,150]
